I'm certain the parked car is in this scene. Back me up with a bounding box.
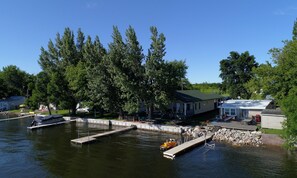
[76,107,89,114]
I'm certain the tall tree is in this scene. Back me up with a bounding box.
[293,18,297,40]
[29,72,53,114]
[84,36,107,112]
[105,26,127,117]
[281,88,297,150]
[219,51,258,99]
[269,39,297,149]
[248,20,297,149]
[145,26,167,118]
[37,28,86,114]
[268,40,297,102]
[120,26,145,113]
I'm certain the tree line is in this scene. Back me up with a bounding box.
[1,22,296,149]
[219,19,297,149]
[23,26,187,118]
[0,65,34,99]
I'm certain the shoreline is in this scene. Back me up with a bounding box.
[69,117,191,134]
[67,117,285,147]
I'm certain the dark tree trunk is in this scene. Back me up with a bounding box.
[47,104,52,115]
[71,104,76,115]
[148,103,153,120]
[118,108,124,119]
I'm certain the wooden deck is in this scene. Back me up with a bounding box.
[163,134,213,159]
[210,121,257,131]
[71,125,137,144]
[27,119,76,130]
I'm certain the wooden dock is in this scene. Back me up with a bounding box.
[163,134,213,159]
[0,115,34,122]
[71,125,137,144]
[27,119,76,130]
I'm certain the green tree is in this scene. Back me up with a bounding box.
[145,26,167,118]
[105,26,127,117]
[120,26,145,114]
[219,51,258,99]
[29,72,53,114]
[84,36,107,114]
[251,19,297,149]
[293,18,297,40]
[281,88,297,150]
[245,63,275,99]
[0,71,8,98]
[268,40,297,102]
[1,65,31,97]
[163,60,188,95]
[191,82,223,94]
[37,28,86,114]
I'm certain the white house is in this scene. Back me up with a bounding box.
[218,99,273,120]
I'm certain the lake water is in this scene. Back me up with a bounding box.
[0,117,296,178]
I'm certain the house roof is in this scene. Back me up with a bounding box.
[175,90,223,102]
[218,99,272,110]
[261,108,284,115]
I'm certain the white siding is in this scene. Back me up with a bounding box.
[248,110,262,118]
[261,114,286,130]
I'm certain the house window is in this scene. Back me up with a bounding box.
[187,104,191,111]
[195,103,197,110]
[199,103,201,109]
[224,108,230,115]
[231,109,236,115]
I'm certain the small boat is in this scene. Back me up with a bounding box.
[30,114,65,126]
[160,138,178,151]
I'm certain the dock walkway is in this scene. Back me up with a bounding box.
[27,119,76,130]
[71,125,137,144]
[163,134,213,159]
[0,115,34,122]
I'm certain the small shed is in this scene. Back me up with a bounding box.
[261,109,286,130]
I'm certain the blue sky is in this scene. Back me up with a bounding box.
[0,0,297,83]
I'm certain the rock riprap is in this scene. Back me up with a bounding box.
[213,128,262,147]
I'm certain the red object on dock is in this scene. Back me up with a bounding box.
[255,114,261,122]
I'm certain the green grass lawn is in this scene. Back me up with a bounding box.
[261,128,284,136]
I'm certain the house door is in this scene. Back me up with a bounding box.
[242,110,248,119]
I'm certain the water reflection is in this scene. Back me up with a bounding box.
[0,118,296,178]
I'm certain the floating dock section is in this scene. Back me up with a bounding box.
[27,119,76,130]
[0,115,34,122]
[163,134,213,159]
[71,125,137,144]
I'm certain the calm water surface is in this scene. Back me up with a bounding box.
[0,117,296,178]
